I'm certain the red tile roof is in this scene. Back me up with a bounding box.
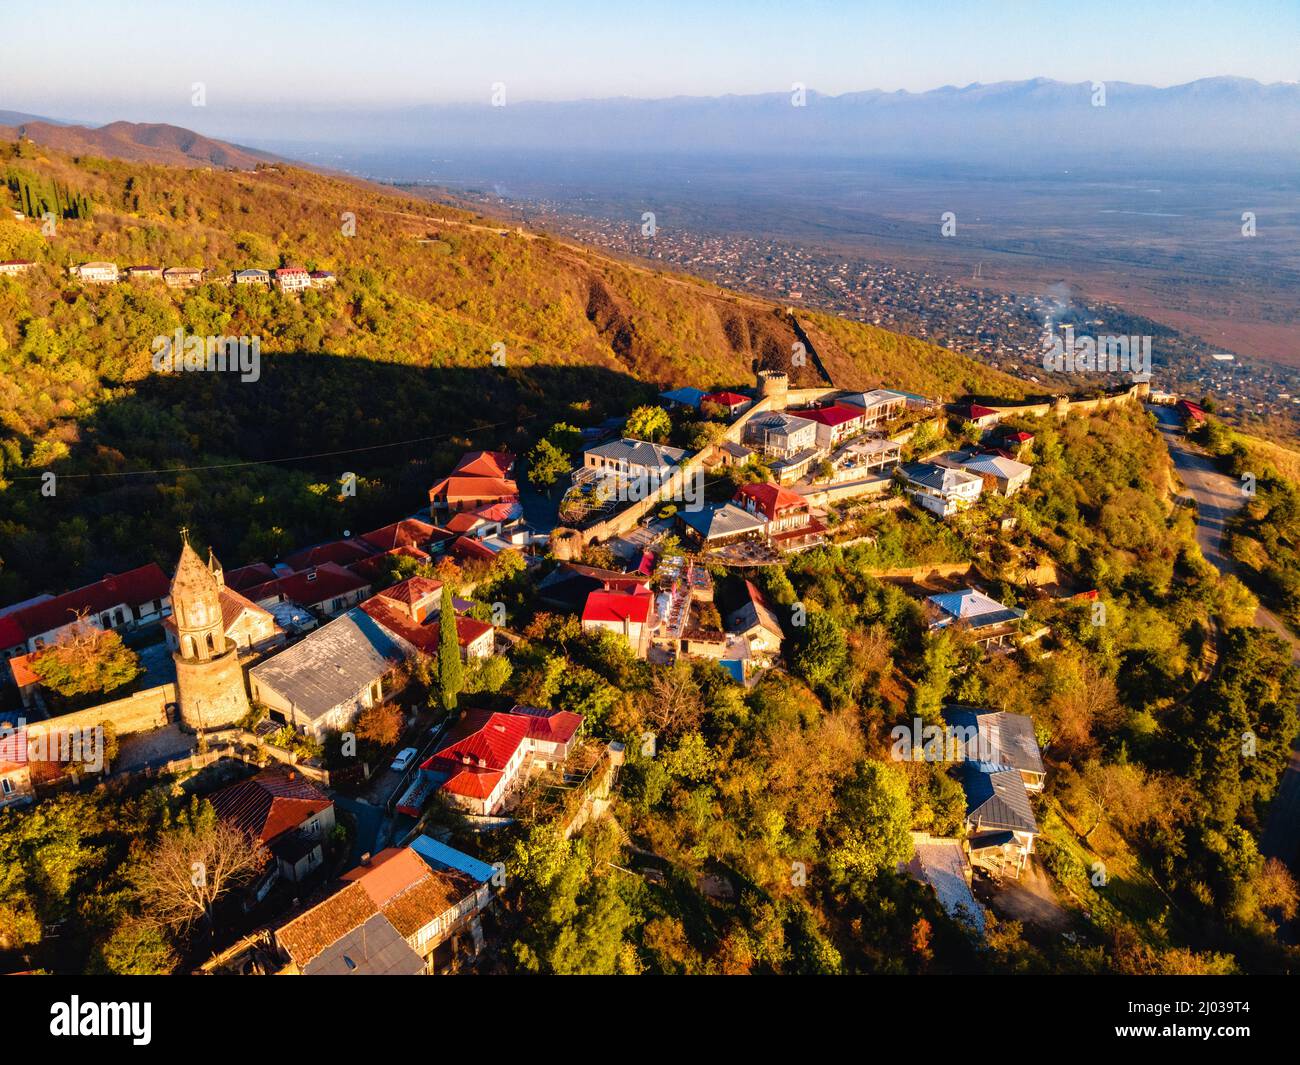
[360,596,491,655]
[6,653,39,688]
[428,476,519,505]
[582,589,653,626]
[374,576,443,610]
[225,562,278,592]
[340,847,429,906]
[360,519,437,553]
[448,536,497,563]
[0,564,170,647]
[346,546,431,582]
[432,709,530,773]
[248,563,370,607]
[800,403,864,427]
[960,403,1000,419]
[734,481,808,520]
[701,391,750,408]
[511,705,582,745]
[282,539,375,571]
[445,512,488,534]
[452,451,515,479]
[471,501,519,523]
[209,769,332,845]
[440,766,504,800]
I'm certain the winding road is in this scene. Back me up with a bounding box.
[1150,405,1300,869]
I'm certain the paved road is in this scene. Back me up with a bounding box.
[1150,405,1300,869]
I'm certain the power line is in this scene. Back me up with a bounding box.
[10,414,542,482]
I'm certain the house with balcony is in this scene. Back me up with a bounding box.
[582,438,688,492]
[926,588,1026,649]
[840,388,909,428]
[273,267,312,293]
[581,587,656,656]
[899,462,984,518]
[163,266,204,289]
[744,411,818,460]
[938,450,1032,497]
[273,841,492,974]
[405,705,584,817]
[799,403,865,449]
[733,482,825,551]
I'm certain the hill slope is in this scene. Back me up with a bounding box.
[0,141,1028,595]
[0,120,279,170]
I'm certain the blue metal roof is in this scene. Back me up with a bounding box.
[411,835,496,885]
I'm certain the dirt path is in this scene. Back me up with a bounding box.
[1150,404,1300,870]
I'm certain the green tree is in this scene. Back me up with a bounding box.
[626,405,672,442]
[791,612,847,690]
[92,921,177,975]
[827,760,913,886]
[438,582,464,711]
[545,421,583,456]
[527,438,570,489]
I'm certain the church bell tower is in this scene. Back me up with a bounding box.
[170,531,250,731]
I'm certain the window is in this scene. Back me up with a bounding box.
[1,778,12,795]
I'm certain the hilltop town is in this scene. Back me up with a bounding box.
[1,143,1297,978]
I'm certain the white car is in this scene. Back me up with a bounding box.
[390,747,418,773]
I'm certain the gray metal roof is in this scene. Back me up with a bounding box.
[840,388,908,410]
[962,764,1038,836]
[748,411,816,435]
[901,461,983,492]
[585,437,688,469]
[302,914,425,976]
[944,707,1045,776]
[250,607,409,721]
[679,503,767,541]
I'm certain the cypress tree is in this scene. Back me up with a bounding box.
[438,582,463,711]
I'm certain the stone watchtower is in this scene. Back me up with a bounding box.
[170,532,250,732]
[756,369,789,410]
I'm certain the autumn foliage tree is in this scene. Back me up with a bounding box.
[29,623,142,700]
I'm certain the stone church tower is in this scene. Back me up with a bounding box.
[170,532,250,732]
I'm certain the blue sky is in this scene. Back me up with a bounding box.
[2,0,1297,121]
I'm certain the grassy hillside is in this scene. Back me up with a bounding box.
[0,140,1030,597]
[803,312,1030,401]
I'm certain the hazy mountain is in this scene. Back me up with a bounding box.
[0,110,69,126]
[0,120,281,169]
[237,77,1300,163]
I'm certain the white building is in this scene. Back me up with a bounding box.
[900,462,984,517]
